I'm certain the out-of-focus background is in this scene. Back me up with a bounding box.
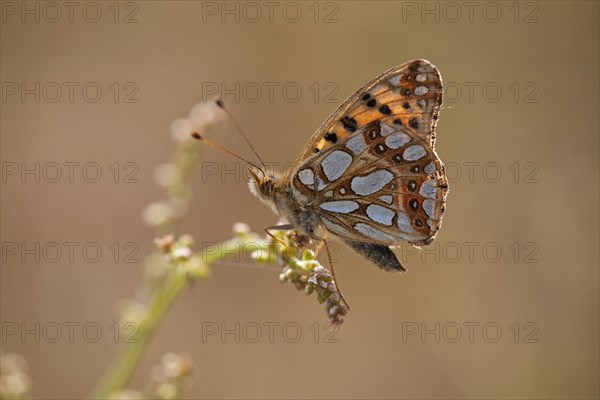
[1,1,598,399]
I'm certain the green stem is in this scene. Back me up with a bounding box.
[89,327,153,400]
[90,236,265,399]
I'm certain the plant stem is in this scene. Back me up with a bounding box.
[90,237,263,399]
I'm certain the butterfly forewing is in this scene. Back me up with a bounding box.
[290,59,448,248]
[295,59,442,162]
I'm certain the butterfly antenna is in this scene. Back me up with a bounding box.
[215,99,268,171]
[190,132,264,174]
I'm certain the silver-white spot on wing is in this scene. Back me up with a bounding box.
[416,73,427,82]
[321,150,352,182]
[366,205,394,226]
[385,132,411,149]
[321,216,353,238]
[389,75,402,86]
[320,200,360,213]
[316,177,326,191]
[298,169,314,186]
[397,213,419,236]
[415,86,429,95]
[422,199,436,219]
[380,122,395,136]
[396,214,425,241]
[354,223,394,241]
[346,134,367,155]
[350,170,394,196]
[403,145,426,161]
[379,194,393,204]
[419,179,437,199]
[424,162,437,175]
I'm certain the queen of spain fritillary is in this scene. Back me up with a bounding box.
[245,59,449,272]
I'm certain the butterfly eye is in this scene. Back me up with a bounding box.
[261,178,273,195]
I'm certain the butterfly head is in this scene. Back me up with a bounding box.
[248,166,276,202]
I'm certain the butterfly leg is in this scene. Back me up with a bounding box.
[265,226,350,309]
[313,236,350,311]
[313,238,326,258]
[264,224,295,257]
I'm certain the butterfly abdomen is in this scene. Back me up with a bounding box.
[344,240,406,272]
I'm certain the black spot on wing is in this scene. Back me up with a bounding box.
[324,132,338,143]
[341,116,358,132]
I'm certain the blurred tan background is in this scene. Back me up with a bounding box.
[1,1,598,399]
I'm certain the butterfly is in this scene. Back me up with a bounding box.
[245,59,449,272]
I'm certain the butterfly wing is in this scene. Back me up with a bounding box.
[295,59,442,162]
[290,60,448,252]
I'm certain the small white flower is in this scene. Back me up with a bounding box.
[142,202,171,226]
[169,118,194,142]
[153,163,180,187]
[172,247,192,260]
[188,101,225,132]
[232,222,250,234]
